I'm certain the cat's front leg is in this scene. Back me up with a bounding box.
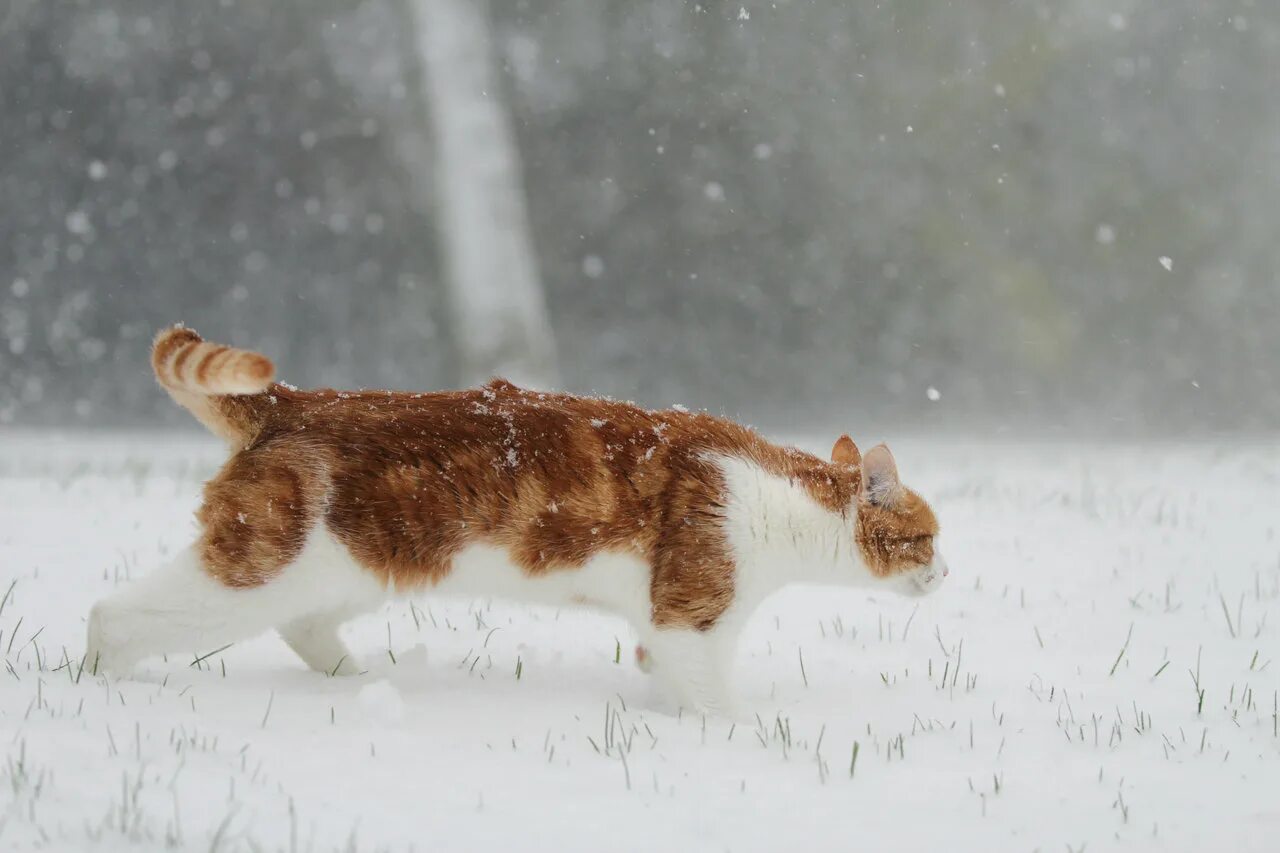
[644,624,741,718]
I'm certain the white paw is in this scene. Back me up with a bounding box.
[84,604,138,676]
[654,679,742,720]
[686,694,745,721]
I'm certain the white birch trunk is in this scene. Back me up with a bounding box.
[409,0,559,389]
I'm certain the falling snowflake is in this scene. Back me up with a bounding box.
[65,210,92,236]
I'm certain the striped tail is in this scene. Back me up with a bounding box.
[152,326,275,444]
[152,325,274,395]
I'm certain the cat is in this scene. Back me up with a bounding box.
[86,326,947,715]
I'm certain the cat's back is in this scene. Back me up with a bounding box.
[268,378,765,470]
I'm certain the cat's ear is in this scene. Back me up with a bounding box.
[831,434,861,466]
[860,444,902,506]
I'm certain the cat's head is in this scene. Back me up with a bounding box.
[831,436,947,596]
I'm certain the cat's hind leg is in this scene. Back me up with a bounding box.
[86,530,384,676]
[278,609,365,677]
[85,544,301,675]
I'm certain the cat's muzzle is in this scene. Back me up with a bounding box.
[911,555,949,595]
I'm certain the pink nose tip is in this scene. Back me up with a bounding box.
[943,565,950,578]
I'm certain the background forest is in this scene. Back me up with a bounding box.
[2,1,1277,434]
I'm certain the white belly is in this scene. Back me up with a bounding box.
[426,544,654,628]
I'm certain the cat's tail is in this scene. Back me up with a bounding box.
[152,325,274,395]
[151,325,275,444]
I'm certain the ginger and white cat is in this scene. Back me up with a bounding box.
[86,326,948,714]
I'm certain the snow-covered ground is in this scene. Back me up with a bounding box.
[2,431,1278,852]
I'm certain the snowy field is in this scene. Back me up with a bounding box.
[2,431,1278,852]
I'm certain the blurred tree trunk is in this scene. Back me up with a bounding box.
[408,0,559,389]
